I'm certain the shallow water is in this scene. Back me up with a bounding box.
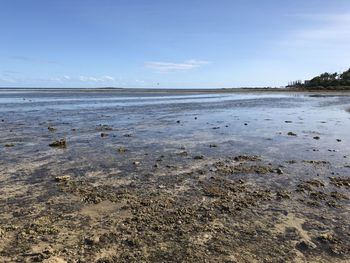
[1,90,350,163]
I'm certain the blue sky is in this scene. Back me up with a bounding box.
[1,0,350,88]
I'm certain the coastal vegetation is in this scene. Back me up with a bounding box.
[288,68,350,90]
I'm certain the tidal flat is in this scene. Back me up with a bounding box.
[0,89,350,262]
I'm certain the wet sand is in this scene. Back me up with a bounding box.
[0,89,350,262]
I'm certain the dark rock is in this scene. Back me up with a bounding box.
[55,175,71,182]
[49,139,67,148]
[101,133,108,137]
[276,191,290,199]
[117,147,127,153]
[296,240,317,251]
[329,177,350,188]
[275,168,284,174]
[234,155,261,162]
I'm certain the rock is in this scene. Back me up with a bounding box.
[330,191,349,200]
[49,139,67,148]
[233,155,261,162]
[117,147,127,153]
[0,227,5,238]
[275,168,284,175]
[42,256,67,263]
[276,191,290,199]
[133,161,140,165]
[209,144,217,148]
[287,132,297,136]
[84,236,99,246]
[82,195,102,204]
[303,160,329,165]
[318,233,334,242]
[176,120,180,123]
[55,175,71,182]
[42,246,54,256]
[177,151,188,156]
[313,136,320,140]
[336,139,342,142]
[285,121,293,123]
[4,143,15,147]
[100,132,108,137]
[96,124,112,131]
[194,155,204,160]
[329,177,350,188]
[296,240,317,251]
[48,126,56,132]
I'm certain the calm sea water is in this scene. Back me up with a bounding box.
[1,89,350,166]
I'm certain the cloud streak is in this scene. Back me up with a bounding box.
[0,75,118,85]
[8,55,60,65]
[145,59,210,73]
[79,75,115,82]
[281,13,350,47]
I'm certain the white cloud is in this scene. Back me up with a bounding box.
[48,75,72,82]
[79,75,115,82]
[102,76,115,81]
[145,59,210,73]
[0,75,118,85]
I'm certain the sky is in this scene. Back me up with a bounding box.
[1,0,350,88]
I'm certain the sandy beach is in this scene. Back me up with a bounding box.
[0,89,350,262]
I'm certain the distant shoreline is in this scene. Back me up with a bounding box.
[1,87,350,94]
